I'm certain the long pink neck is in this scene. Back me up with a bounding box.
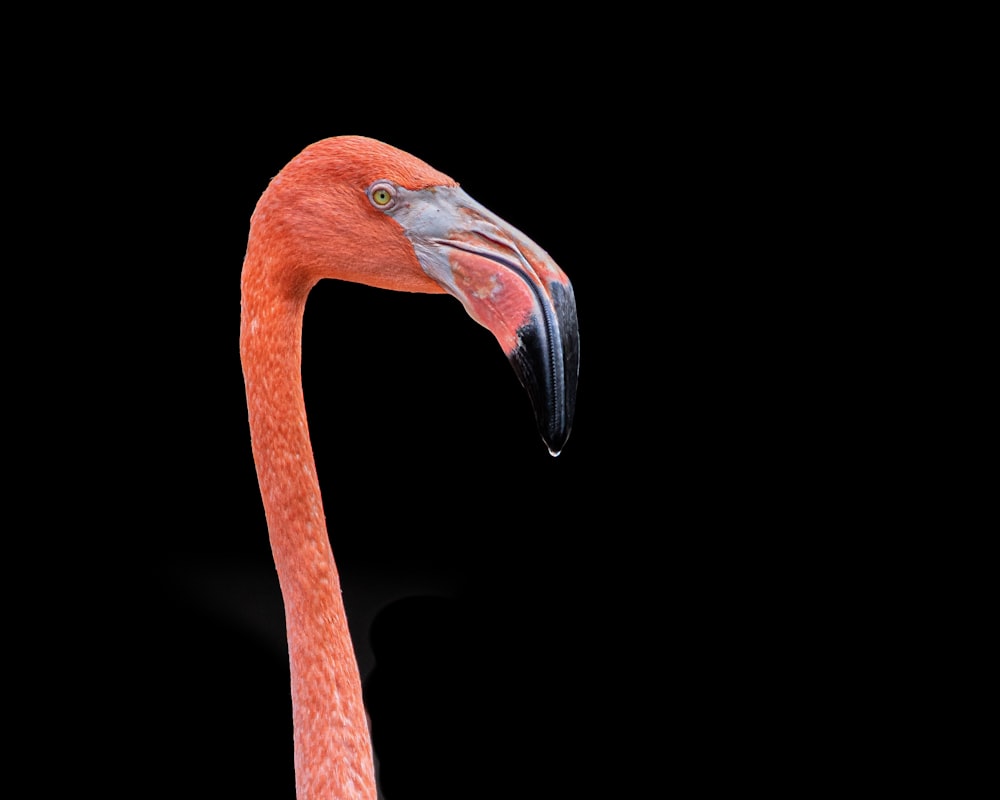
[240,259,376,800]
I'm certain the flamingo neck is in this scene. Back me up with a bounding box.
[240,263,376,800]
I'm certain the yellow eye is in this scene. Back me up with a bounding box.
[368,182,396,209]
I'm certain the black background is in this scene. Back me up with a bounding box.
[18,38,852,799]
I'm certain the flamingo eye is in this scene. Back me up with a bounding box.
[368,182,396,209]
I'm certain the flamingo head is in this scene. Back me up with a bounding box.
[249,135,579,455]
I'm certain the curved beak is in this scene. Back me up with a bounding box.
[387,185,579,455]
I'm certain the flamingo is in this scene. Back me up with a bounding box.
[239,135,579,799]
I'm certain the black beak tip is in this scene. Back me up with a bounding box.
[508,338,575,459]
[542,424,571,457]
[507,289,579,459]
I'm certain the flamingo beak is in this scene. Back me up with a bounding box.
[385,185,579,455]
